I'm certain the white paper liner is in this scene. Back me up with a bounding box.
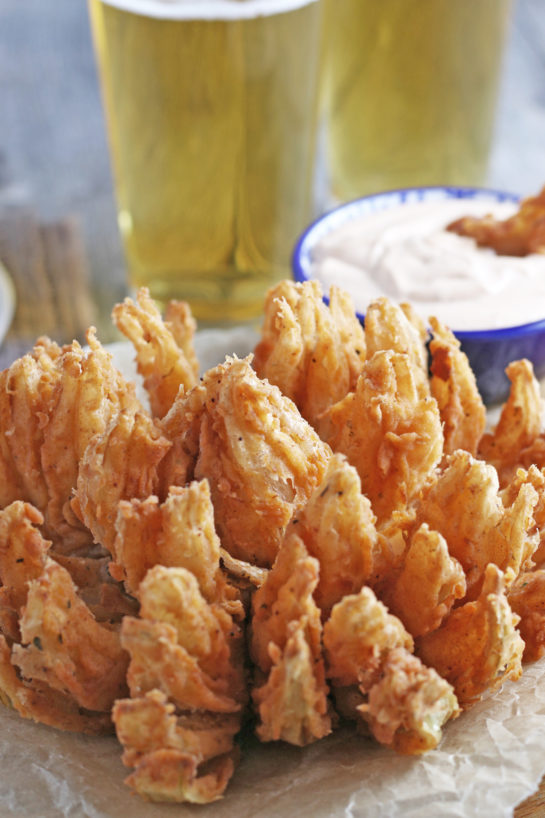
[2,326,545,817]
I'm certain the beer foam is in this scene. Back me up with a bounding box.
[98,0,319,20]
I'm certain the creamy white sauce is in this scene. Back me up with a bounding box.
[309,198,545,331]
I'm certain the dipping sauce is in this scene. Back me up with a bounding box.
[309,197,545,331]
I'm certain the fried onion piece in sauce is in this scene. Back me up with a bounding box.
[112,288,199,418]
[319,350,442,523]
[416,564,524,706]
[429,317,486,456]
[253,280,366,429]
[447,185,545,256]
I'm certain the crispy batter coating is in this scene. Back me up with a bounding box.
[360,647,460,754]
[415,450,538,598]
[12,559,128,712]
[253,280,366,428]
[447,185,545,256]
[479,359,545,486]
[416,564,524,705]
[252,618,331,746]
[40,330,141,552]
[114,688,239,802]
[364,298,429,397]
[123,566,245,713]
[111,482,241,620]
[0,636,112,734]
[195,356,332,567]
[112,288,199,418]
[508,570,545,662]
[73,409,171,556]
[0,351,59,511]
[380,523,466,637]
[429,317,486,455]
[283,453,379,616]
[249,536,330,745]
[123,749,237,804]
[117,566,245,802]
[320,350,443,522]
[0,502,50,641]
[114,690,240,767]
[502,465,545,567]
[250,536,321,674]
[323,586,413,690]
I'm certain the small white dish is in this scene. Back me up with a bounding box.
[0,262,16,346]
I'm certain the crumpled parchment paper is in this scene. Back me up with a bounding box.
[1,326,544,818]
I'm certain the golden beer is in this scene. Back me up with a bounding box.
[321,0,512,202]
[89,0,322,322]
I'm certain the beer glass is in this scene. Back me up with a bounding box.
[89,0,323,323]
[320,0,512,203]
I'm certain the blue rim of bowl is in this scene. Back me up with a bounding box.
[291,185,545,341]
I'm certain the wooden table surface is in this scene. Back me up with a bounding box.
[1,2,545,815]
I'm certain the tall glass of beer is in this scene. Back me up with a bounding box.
[88,0,323,323]
[320,0,512,203]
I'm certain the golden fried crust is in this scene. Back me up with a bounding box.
[0,354,58,511]
[249,537,330,745]
[284,453,379,616]
[508,569,545,662]
[320,350,443,522]
[111,481,241,618]
[447,185,545,256]
[195,357,331,567]
[138,567,244,699]
[323,586,413,690]
[12,559,129,712]
[250,536,321,675]
[113,690,240,767]
[360,647,460,755]
[0,502,50,641]
[123,749,237,804]
[252,619,331,746]
[416,564,524,706]
[414,450,538,599]
[115,569,246,804]
[122,566,245,713]
[253,280,366,428]
[502,466,545,567]
[0,636,112,735]
[122,617,241,714]
[479,359,545,486]
[429,316,486,456]
[73,409,171,557]
[380,523,466,638]
[112,288,199,418]
[364,298,429,397]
